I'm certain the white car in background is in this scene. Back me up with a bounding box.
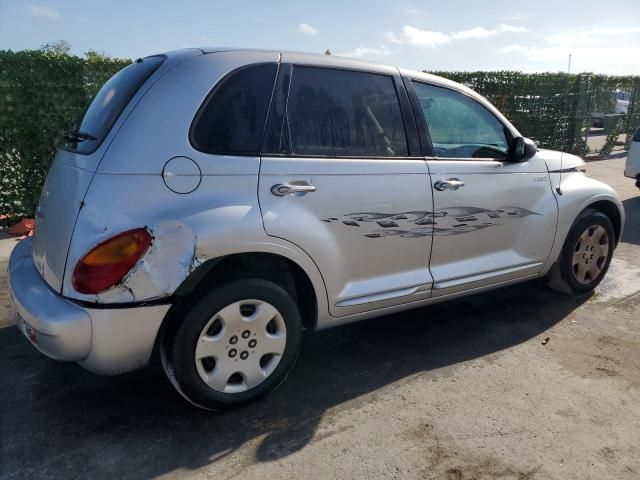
[625,128,640,189]
[615,90,630,114]
[591,90,630,128]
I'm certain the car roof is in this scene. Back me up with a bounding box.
[195,47,469,90]
[176,47,521,137]
[198,47,393,73]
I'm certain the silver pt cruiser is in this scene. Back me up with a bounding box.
[8,48,624,409]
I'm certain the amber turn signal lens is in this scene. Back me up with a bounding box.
[72,228,152,294]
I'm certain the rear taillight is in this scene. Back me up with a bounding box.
[72,228,152,294]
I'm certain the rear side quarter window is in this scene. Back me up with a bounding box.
[190,63,278,155]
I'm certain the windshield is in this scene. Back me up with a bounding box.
[67,55,165,154]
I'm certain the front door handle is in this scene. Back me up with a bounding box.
[434,178,465,191]
[271,182,317,196]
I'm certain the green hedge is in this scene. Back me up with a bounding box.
[0,50,129,223]
[1,51,640,224]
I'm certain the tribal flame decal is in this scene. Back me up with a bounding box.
[321,206,539,238]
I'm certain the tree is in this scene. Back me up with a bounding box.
[39,40,71,55]
[85,49,111,63]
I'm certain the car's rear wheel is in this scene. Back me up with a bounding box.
[547,209,614,295]
[162,279,302,410]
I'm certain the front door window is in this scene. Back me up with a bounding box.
[412,81,509,160]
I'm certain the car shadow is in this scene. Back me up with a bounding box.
[622,196,640,246]
[0,281,588,479]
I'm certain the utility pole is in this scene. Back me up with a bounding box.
[567,53,572,74]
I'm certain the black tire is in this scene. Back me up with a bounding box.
[163,279,302,410]
[547,209,615,295]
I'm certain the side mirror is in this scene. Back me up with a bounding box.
[512,136,537,162]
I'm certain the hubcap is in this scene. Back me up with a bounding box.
[572,225,609,285]
[194,299,287,393]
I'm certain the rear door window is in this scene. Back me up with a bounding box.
[190,63,278,155]
[68,55,165,154]
[286,66,408,157]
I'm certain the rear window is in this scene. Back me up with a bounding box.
[190,63,278,155]
[286,66,408,157]
[67,55,165,154]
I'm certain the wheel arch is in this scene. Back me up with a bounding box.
[585,199,623,246]
[544,184,624,276]
[153,248,325,363]
[174,251,319,330]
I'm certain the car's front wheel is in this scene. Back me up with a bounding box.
[163,279,302,410]
[547,208,615,295]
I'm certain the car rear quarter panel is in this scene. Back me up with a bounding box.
[65,171,327,308]
[63,51,329,320]
[31,50,203,293]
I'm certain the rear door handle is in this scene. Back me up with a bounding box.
[271,182,317,196]
[434,178,465,191]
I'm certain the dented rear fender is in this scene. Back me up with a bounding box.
[62,173,329,320]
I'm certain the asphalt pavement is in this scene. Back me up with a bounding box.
[1,157,639,480]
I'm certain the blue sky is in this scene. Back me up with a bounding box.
[1,0,639,74]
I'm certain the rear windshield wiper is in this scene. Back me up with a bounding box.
[64,130,98,143]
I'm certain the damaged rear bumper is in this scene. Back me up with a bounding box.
[8,238,171,375]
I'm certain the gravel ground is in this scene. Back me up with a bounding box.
[1,157,639,480]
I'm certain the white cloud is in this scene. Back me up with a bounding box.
[385,23,528,48]
[499,44,567,62]
[498,25,640,74]
[543,26,640,47]
[500,24,529,33]
[297,23,318,35]
[28,5,61,19]
[386,26,450,48]
[338,45,399,58]
[452,27,497,40]
[498,44,640,74]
